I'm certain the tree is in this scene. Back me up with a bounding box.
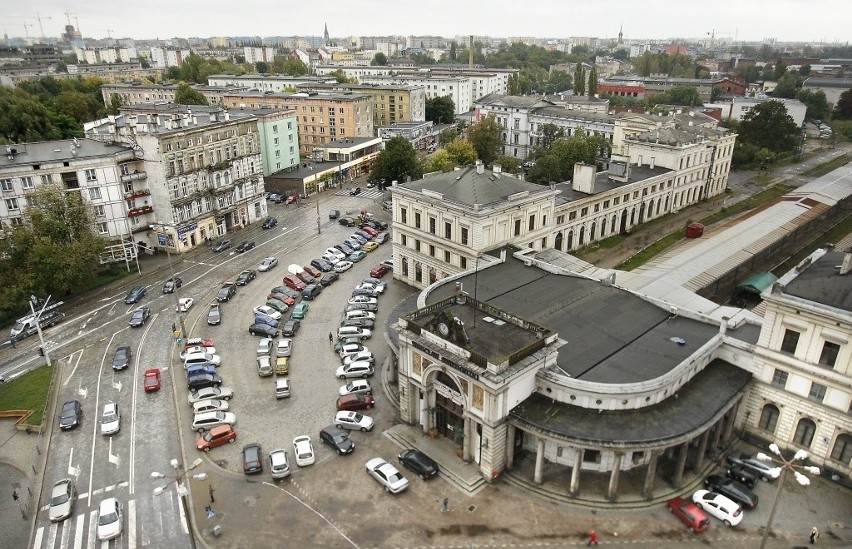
[834,88,852,119]
[423,149,455,173]
[467,114,504,166]
[370,137,421,183]
[425,96,455,125]
[536,123,564,150]
[371,52,388,66]
[139,56,151,69]
[507,73,521,95]
[328,69,356,83]
[573,64,586,95]
[493,155,520,174]
[796,89,830,121]
[281,59,309,76]
[666,85,703,106]
[799,64,811,76]
[774,61,788,81]
[0,185,106,310]
[444,138,477,166]
[0,87,64,142]
[587,67,598,97]
[255,61,269,74]
[449,41,457,61]
[737,101,800,154]
[526,130,609,185]
[106,94,124,116]
[438,128,458,146]
[174,83,209,105]
[773,73,798,98]
[544,71,572,94]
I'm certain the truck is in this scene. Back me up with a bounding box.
[10,310,65,340]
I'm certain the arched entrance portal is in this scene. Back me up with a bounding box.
[434,371,465,443]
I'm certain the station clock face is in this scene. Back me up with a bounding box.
[437,321,451,338]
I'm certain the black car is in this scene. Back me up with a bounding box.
[162,277,182,294]
[128,307,151,327]
[59,400,83,430]
[111,346,132,370]
[261,217,278,229]
[725,453,780,482]
[352,288,379,298]
[267,193,284,203]
[319,425,354,455]
[349,187,361,196]
[302,284,323,301]
[365,220,388,231]
[211,239,231,253]
[217,282,236,302]
[235,240,256,253]
[124,286,146,304]
[328,209,340,219]
[310,258,333,272]
[207,303,222,326]
[398,449,439,480]
[319,272,339,287]
[726,463,758,488]
[281,320,300,336]
[703,475,758,509]
[340,318,375,330]
[242,443,264,475]
[338,217,355,227]
[249,323,278,337]
[235,270,257,286]
[186,373,222,391]
[345,302,378,313]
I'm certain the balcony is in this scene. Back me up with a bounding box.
[127,205,154,218]
[120,170,148,183]
[124,189,151,200]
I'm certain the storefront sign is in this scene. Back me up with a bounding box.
[177,222,197,238]
[434,380,464,406]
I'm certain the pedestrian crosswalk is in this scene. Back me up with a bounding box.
[333,188,385,200]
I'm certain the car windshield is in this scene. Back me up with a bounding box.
[332,434,347,444]
[98,510,117,525]
[351,413,363,421]
[60,405,76,419]
[51,490,70,505]
[102,412,117,423]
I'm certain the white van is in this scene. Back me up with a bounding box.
[338,326,372,340]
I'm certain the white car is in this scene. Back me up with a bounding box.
[258,257,279,272]
[325,248,346,261]
[365,457,409,494]
[192,399,230,414]
[100,401,120,436]
[176,297,194,312]
[188,386,234,404]
[344,351,375,366]
[692,489,743,526]
[339,380,373,396]
[257,355,273,377]
[356,282,385,295]
[48,479,77,522]
[292,436,316,467]
[347,295,377,305]
[253,305,282,320]
[339,343,367,359]
[336,361,374,379]
[96,497,123,541]
[180,345,217,360]
[335,410,374,431]
[191,411,236,432]
[276,338,293,357]
[334,260,354,273]
[345,309,376,321]
[257,338,274,356]
[269,449,291,479]
[184,351,222,367]
[322,252,341,265]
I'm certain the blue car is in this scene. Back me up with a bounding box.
[349,250,367,263]
[186,364,217,378]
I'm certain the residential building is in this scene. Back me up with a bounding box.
[608,75,719,103]
[252,107,301,176]
[295,82,426,126]
[85,105,268,253]
[149,46,192,68]
[708,96,807,127]
[75,47,138,64]
[220,90,373,158]
[377,121,435,151]
[207,73,333,92]
[244,46,276,65]
[360,73,472,114]
[100,83,245,107]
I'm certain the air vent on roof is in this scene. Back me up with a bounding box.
[482,316,495,323]
[493,319,506,326]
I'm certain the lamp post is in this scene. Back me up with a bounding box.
[756,443,820,549]
[29,295,53,367]
[151,457,206,496]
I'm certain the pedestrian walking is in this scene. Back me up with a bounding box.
[441,498,449,512]
[10,336,16,349]
[328,332,334,345]
[587,530,598,546]
[810,526,820,544]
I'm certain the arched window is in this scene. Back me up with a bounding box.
[566,231,574,250]
[793,418,817,448]
[578,226,585,246]
[758,404,779,433]
[830,433,852,465]
[554,232,563,251]
[589,222,596,242]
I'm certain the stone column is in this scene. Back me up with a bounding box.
[694,430,710,471]
[671,442,689,488]
[607,452,623,501]
[710,423,723,457]
[721,400,740,443]
[463,416,472,462]
[642,450,660,499]
[506,424,516,469]
[533,437,545,485]
[570,448,583,496]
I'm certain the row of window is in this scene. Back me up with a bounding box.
[757,403,851,464]
[398,207,472,245]
[164,129,242,151]
[780,328,843,368]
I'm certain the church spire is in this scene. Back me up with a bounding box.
[618,24,623,45]
[324,23,330,46]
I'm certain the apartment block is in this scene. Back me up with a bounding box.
[295,82,426,126]
[101,83,246,107]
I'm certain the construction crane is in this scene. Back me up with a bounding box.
[21,23,33,38]
[35,14,52,40]
[707,29,735,48]
[6,14,51,40]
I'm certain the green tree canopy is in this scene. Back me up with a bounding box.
[736,101,800,154]
[573,64,586,95]
[255,61,269,74]
[544,71,572,94]
[279,58,309,76]
[526,130,609,185]
[834,88,852,119]
[536,123,565,150]
[796,89,830,120]
[438,127,459,146]
[328,69,356,83]
[423,149,455,173]
[493,155,520,174]
[587,67,598,97]
[633,51,697,77]
[425,96,455,125]
[773,73,798,98]
[444,138,476,166]
[371,52,388,66]
[174,83,209,105]
[370,137,421,183]
[466,114,504,166]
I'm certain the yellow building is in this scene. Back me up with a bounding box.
[295,82,425,127]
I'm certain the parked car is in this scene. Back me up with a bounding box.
[48,479,77,522]
[211,239,231,252]
[336,361,374,379]
[124,285,146,304]
[335,242,355,255]
[352,287,379,299]
[328,209,340,219]
[319,425,355,455]
[365,457,409,494]
[345,309,376,321]
[291,302,309,319]
[192,399,229,415]
[176,297,194,312]
[667,496,711,533]
[725,453,781,481]
[355,229,374,241]
[186,364,217,378]
[195,425,237,451]
[398,449,440,480]
[276,338,293,357]
[339,217,355,227]
[235,240,255,253]
[381,200,393,211]
[187,373,222,391]
[349,250,367,262]
[370,264,389,278]
[345,302,378,313]
[362,241,379,252]
[338,343,367,359]
[703,475,758,509]
[217,282,236,302]
[692,489,743,526]
[236,270,257,286]
[111,346,132,371]
[349,187,362,196]
[207,303,222,326]
[128,307,151,327]
[286,194,298,204]
[100,401,120,436]
[96,497,123,541]
[380,259,394,270]
[259,257,278,272]
[59,400,83,430]
[344,237,362,250]
[254,305,282,321]
[144,368,162,392]
[188,386,233,405]
[336,392,375,411]
[311,258,333,272]
[282,274,306,291]
[265,298,289,314]
[184,337,215,352]
[359,226,378,237]
[281,319,300,336]
[320,272,339,286]
[275,378,291,399]
[254,312,279,329]
[375,232,390,244]
[269,449,291,479]
[338,326,372,340]
[256,355,274,377]
[261,217,278,229]
[301,284,322,301]
[270,286,299,304]
[360,277,387,293]
[293,436,315,466]
[343,350,375,365]
[242,443,264,475]
[325,247,346,261]
[192,411,236,433]
[181,345,217,361]
[335,410,374,431]
[162,277,182,294]
[184,351,221,367]
[303,265,322,278]
[334,260,354,273]
[339,380,372,396]
[249,323,279,337]
[726,463,758,488]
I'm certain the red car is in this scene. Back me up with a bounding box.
[282,274,306,291]
[359,225,378,237]
[667,496,710,533]
[303,265,322,278]
[286,195,298,204]
[143,368,161,392]
[370,264,389,278]
[336,393,375,411]
[195,425,237,452]
[184,337,214,352]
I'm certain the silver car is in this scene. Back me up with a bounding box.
[276,338,293,357]
[100,402,120,436]
[257,338,274,356]
[48,479,77,522]
[257,355,273,377]
[191,411,237,432]
[269,449,291,479]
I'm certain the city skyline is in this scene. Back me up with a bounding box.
[3,0,850,45]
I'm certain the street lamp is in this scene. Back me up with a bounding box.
[151,457,206,497]
[29,295,54,367]
[756,443,821,549]
[149,222,186,338]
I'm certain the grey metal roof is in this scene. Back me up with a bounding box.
[398,167,548,207]
[0,138,133,167]
[476,93,555,109]
[509,359,752,447]
[532,106,614,124]
[553,164,673,202]
[783,250,852,312]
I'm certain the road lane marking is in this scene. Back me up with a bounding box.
[63,350,84,386]
[45,521,58,549]
[33,525,44,548]
[73,512,85,549]
[127,499,136,549]
[87,332,120,507]
[177,492,188,534]
[59,513,71,548]
[86,509,97,549]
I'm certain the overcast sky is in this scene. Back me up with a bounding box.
[3,1,849,44]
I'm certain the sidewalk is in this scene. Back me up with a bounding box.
[0,419,47,549]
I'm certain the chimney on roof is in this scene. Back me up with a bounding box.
[492,165,501,177]
[469,35,474,68]
[475,160,484,174]
[572,163,596,193]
